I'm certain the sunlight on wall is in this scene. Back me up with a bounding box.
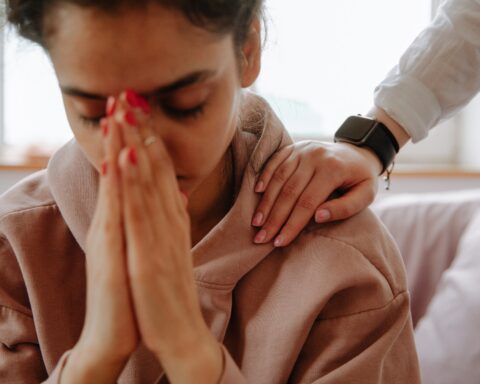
[257,0,431,136]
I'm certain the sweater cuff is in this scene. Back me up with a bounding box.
[374,73,442,143]
[217,344,246,384]
[42,350,71,384]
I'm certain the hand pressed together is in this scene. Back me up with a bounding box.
[62,91,222,384]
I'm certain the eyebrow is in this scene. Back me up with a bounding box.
[60,70,217,100]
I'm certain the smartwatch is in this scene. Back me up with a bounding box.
[334,115,399,173]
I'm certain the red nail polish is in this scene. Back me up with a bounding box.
[126,89,140,108]
[128,147,138,165]
[101,161,108,176]
[106,97,116,116]
[126,89,150,114]
[100,119,109,137]
[125,111,137,126]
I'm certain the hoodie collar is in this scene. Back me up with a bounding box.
[47,93,292,286]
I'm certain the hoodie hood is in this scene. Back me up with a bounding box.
[47,93,293,287]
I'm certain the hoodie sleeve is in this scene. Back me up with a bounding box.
[216,293,419,384]
[289,290,420,383]
[0,237,47,382]
[0,236,71,383]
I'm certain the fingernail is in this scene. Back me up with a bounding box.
[252,212,264,227]
[254,229,267,244]
[128,147,138,166]
[255,181,264,193]
[125,111,138,126]
[106,97,116,116]
[101,119,109,137]
[126,89,150,114]
[315,209,331,223]
[101,160,108,176]
[273,235,284,247]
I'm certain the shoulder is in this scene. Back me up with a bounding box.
[0,170,57,228]
[280,208,408,318]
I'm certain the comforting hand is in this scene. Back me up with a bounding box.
[252,140,381,247]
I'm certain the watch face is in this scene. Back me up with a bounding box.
[336,116,376,141]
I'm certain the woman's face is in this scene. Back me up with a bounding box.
[46,3,260,194]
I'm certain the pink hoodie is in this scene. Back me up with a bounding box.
[0,94,420,383]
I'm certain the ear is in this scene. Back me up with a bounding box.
[240,18,262,88]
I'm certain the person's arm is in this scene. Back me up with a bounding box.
[375,0,480,142]
[251,0,480,246]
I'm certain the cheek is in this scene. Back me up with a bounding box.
[174,85,240,175]
[63,98,104,171]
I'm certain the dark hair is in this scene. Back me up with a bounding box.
[6,0,264,48]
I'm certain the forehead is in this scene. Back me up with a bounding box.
[47,3,233,94]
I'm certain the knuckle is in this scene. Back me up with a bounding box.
[272,166,290,184]
[322,154,340,171]
[296,196,317,211]
[279,183,298,200]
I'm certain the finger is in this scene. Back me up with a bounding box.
[118,145,154,258]
[314,179,377,223]
[251,153,299,228]
[255,145,294,193]
[123,89,184,212]
[114,95,154,185]
[270,175,331,247]
[98,117,123,256]
[254,170,313,244]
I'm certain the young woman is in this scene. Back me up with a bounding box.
[1,1,419,382]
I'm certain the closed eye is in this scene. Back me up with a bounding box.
[79,115,104,127]
[162,103,206,120]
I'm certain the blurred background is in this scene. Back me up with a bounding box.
[1,0,480,194]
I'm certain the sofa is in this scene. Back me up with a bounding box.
[373,190,480,384]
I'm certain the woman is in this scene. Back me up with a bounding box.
[1,1,419,382]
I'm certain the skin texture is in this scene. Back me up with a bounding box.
[43,3,261,382]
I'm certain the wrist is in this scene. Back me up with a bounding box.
[368,106,410,149]
[340,142,383,176]
[61,343,128,384]
[157,331,223,384]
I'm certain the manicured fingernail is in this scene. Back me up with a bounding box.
[126,89,150,114]
[315,209,331,223]
[106,97,116,116]
[255,181,264,193]
[125,111,137,126]
[101,161,108,176]
[273,235,284,247]
[254,229,267,244]
[252,212,264,227]
[128,147,138,166]
[101,119,109,137]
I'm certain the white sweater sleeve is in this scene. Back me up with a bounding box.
[374,0,480,142]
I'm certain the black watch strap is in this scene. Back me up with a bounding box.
[334,116,399,173]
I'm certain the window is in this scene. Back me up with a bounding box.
[0,1,471,167]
